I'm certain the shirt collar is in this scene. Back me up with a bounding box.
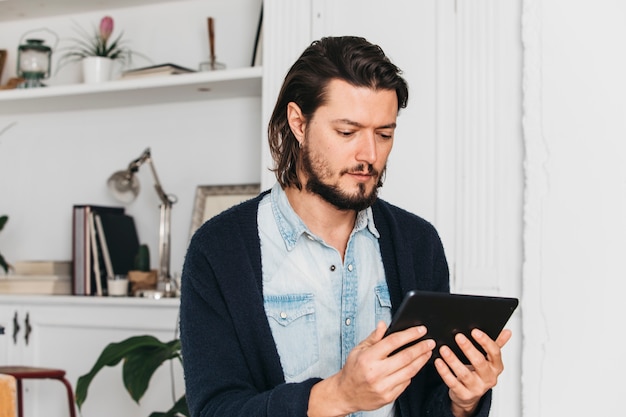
[270,183,380,251]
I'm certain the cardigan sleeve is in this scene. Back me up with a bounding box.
[180,205,323,417]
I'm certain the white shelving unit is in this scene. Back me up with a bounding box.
[0,66,262,114]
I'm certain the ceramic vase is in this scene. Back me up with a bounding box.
[82,56,113,84]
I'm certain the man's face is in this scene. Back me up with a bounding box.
[298,79,398,211]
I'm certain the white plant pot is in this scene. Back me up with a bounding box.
[82,56,113,84]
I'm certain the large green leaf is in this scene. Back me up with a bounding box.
[122,339,182,402]
[75,335,181,410]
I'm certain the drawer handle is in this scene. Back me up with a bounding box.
[12,311,20,345]
[24,313,32,346]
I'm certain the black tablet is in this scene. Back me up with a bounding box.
[383,290,519,364]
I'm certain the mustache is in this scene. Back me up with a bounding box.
[341,163,379,177]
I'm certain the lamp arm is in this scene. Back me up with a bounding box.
[147,158,173,206]
[131,148,175,206]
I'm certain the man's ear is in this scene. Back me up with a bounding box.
[287,102,306,143]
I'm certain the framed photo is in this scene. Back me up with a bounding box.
[0,50,6,82]
[189,183,261,238]
[251,5,263,67]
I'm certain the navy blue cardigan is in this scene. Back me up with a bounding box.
[180,192,491,417]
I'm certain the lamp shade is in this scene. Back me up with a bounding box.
[107,170,140,204]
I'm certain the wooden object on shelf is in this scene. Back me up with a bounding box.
[0,77,24,90]
[128,269,158,295]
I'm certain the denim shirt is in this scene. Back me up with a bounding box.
[259,184,394,417]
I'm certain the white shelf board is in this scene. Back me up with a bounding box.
[0,0,188,22]
[0,66,262,114]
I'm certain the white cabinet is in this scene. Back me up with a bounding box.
[0,295,183,417]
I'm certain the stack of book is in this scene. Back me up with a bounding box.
[72,205,140,296]
[0,260,72,295]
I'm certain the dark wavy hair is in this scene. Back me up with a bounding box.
[267,36,409,189]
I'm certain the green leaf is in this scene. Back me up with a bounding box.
[122,339,182,402]
[75,335,181,410]
[148,395,189,417]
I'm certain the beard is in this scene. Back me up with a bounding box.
[300,141,385,211]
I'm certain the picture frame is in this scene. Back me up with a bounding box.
[0,50,6,82]
[189,183,261,238]
[251,5,263,67]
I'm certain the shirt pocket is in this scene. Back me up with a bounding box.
[374,284,392,327]
[264,293,319,379]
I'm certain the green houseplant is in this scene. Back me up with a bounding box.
[75,335,188,417]
[58,16,133,66]
[0,215,10,274]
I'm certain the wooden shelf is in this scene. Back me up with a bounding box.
[0,66,262,114]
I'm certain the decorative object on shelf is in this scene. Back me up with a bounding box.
[0,215,10,274]
[128,244,158,295]
[107,148,178,298]
[75,335,188,416]
[120,63,195,80]
[0,77,25,90]
[189,184,260,238]
[81,56,113,84]
[0,49,6,81]
[199,17,225,71]
[106,274,128,296]
[57,16,141,83]
[17,39,52,88]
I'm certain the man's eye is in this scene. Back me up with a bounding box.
[338,131,353,137]
[379,133,393,140]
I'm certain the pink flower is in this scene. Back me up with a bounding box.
[99,16,114,43]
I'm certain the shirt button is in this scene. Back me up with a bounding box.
[280,312,287,319]
[330,265,336,271]
[347,264,353,272]
[345,318,351,326]
[306,234,315,240]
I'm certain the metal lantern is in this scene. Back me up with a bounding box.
[17,39,52,88]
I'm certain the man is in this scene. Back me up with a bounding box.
[180,36,511,417]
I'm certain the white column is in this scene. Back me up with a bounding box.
[260,0,314,189]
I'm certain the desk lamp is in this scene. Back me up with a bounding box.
[107,148,178,297]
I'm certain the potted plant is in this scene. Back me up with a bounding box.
[75,334,188,417]
[0,215,10,274]
[57,16,139,83]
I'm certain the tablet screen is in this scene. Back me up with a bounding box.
[384,290,519,363]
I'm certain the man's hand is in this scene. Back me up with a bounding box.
[308,321,435,417]
[434,328,512,417]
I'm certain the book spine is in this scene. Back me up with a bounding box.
[72,206,86,295]
[95,213,115,283]
[88,213,103,296]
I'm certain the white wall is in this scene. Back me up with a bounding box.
[522,0,626,415]
[0,0,263,278]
